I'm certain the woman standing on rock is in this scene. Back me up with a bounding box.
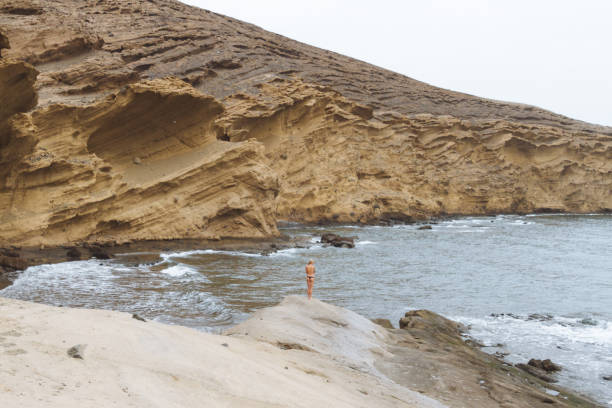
[305,260,315,300]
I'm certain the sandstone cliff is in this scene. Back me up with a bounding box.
[1,0,611,246]
[0,60,279,246]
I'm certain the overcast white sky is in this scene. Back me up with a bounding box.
[183,1,612,127]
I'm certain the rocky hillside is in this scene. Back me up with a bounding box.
[1,0,611,247]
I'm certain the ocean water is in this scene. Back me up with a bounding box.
[1,214,611,405]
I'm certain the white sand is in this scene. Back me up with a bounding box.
[0,296,445,408]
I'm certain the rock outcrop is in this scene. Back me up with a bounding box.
[220,79,612,223]
[320,233,355,248]
[0,63,279,246]
[0,27,9,57]
[227,297,601,408]
[529,358,562,373]
[1,0,611,246]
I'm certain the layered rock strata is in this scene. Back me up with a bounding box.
[219,79,612,223]
[0,60,279,246]
[0,0,611,246]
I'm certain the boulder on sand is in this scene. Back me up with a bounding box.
[67,344,87,359]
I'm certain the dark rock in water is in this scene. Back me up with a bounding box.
[579,317,598,326]
[320,233,338,243]
[371,318,394,329]
[132,313,146,322]
[528,358,561,373]
[494,351,509,359]
[603,375,612,381]
[66,247,81,259]
[67,344,87,359]
[541,359,562,373]
[527,313,553,321]
[491,312,521,320]
[90,247,111,259]
[0,255,28,270]
[418,225,433,230]
[320,233,355,248]
[516,363,557,383]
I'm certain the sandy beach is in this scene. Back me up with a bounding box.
[0,295,443,408]
[1,295,602,407]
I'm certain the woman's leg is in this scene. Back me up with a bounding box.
[307,278,314,299]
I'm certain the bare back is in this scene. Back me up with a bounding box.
[305,264,315,277]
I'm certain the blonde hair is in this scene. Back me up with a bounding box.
[308,259,314,264]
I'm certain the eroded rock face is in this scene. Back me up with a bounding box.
[0,28,10,56]
[0,70,279,246]
[2,0,610,136]
[0,58,37,122]
[220,80,612,223]
[0,0,611,246]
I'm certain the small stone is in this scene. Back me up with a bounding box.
[221,343,229,347]
[132,313,146,322]
[418,225,433,230]
[133,157,141,165]
[603,375,612,381]
[67,344,87,359]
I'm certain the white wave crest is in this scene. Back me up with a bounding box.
[160,249,263,260]
[159,264,198,277]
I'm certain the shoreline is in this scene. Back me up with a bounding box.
[0,295,603,407]
[2,214,610,405]
[0,235,310,290]
[3,212,611,289]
